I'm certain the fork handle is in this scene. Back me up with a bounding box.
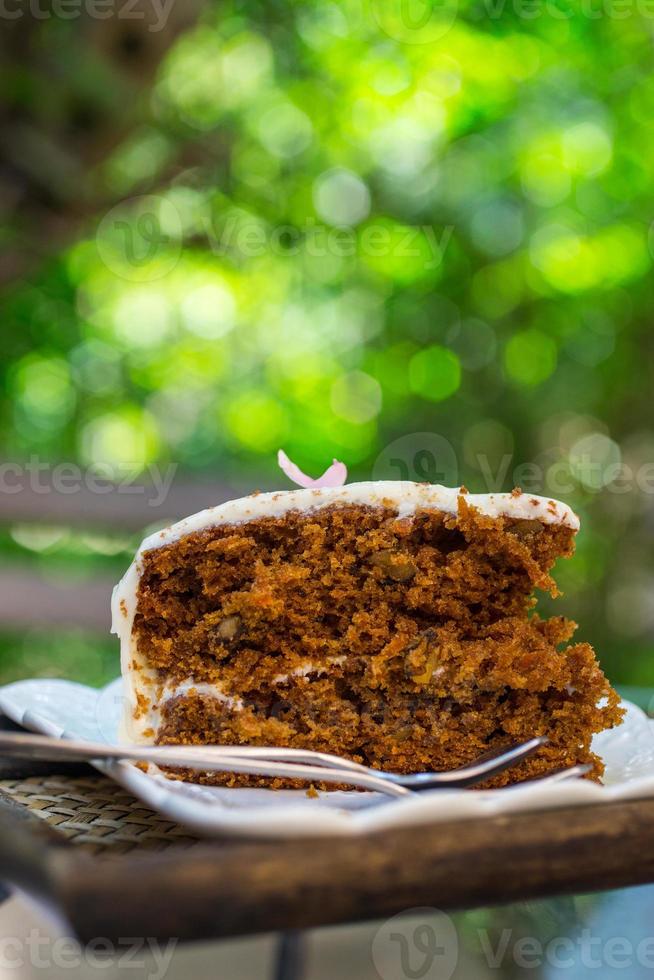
[0,732,410,798]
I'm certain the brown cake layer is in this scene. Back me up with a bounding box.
[132,498,623,788]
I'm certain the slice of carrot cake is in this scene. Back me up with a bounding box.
[112,456,622,789]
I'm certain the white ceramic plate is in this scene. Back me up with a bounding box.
[0,677,652,840]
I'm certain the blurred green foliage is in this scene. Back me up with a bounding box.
[0,630,117,688]
[3,0,654,685]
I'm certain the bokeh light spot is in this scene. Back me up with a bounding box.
[112,288,173,348]
[181,283,236,339]
[562,122,612,176]
[330,371,382,424]
[370,117,437,177]
[13,356,76,429]
[225,392,288,452]
[504,329,557,387]
[256,103,313,158]
[409,346,461,401]
[80,409,160,474]
[470,198,524,257]
[464,420,514,480]
[313,168,371,227]
[569,432,621,491]
[446,318,496,370]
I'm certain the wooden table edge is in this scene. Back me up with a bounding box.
[2,790,654,943]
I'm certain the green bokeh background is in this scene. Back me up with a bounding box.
[2,0,654,688]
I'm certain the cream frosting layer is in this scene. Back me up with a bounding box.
[113,482,580,743]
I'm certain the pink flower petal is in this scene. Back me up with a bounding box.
[315,459,348,488]
[277,449,314,488]
[278,449,347,489]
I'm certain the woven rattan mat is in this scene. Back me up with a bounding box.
[0,775,203,853]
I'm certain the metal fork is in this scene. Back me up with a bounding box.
[0,731,583,797]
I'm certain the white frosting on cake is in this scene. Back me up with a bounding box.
[160,680,244,711]
[272,656,347,685]
[113,482,579,743]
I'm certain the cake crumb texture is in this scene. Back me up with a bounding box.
[132,498,623,789]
